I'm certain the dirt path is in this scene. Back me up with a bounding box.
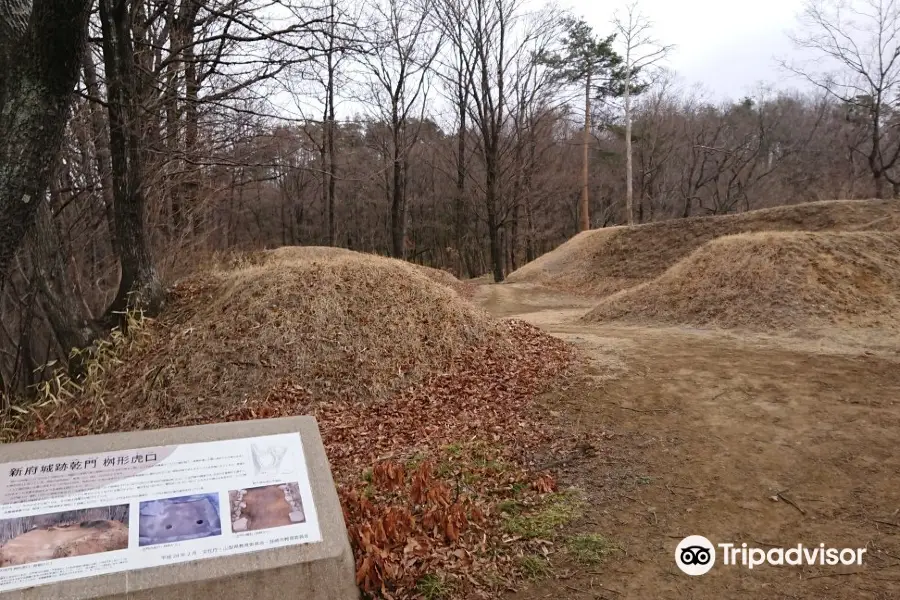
[475,283,900,600]
[243,486,292,530]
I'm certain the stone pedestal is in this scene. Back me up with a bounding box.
[0,417,359,600]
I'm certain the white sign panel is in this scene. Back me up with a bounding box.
[0,433,321,593]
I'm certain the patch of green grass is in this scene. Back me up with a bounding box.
[405,451,428,471]
[416,573,452,599]
[566,534,620,565]
[361,468,373,483]
[502,490,583,539]
[479,570,506,591]
[469,440,494,460]
[477,458,509,471]
[518,555,552,580]
[496,499,522,515]
[435,459,456,479]
[445,443,463,457]
[433,442,515,485]
[511,481,528,496]
[461,470,488,487]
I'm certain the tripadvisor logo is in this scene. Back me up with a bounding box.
[675,536,867,575]
[676,535,715,576]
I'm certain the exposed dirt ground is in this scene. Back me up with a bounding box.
[476,283,900,600]
[0,521,128,566]
[243,486,293,530]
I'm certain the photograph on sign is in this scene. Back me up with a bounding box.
[229,483,305,532]
[0,505,129,566]
[139,494,222,546]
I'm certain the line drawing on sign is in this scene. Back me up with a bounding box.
[250,443,292,476]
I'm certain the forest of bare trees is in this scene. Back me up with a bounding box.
[0,0,898,398]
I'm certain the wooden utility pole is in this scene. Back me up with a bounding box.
[581,73,591,231]
[624,49,634,225]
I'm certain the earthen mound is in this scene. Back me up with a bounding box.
[582,231,900,330]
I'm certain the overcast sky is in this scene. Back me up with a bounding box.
[562,0,810,101]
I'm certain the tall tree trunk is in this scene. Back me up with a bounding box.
[390,115,406,258]
[624,56,634,226]
[682,195,692,218]
[454,84,467,277]
[0,0,93,282]
[81,51,120,256]
[524,128,536,263]
[327,124,337,246]
[500,225,508,274]
[486,161,503,283]
[30,198,99,375]
[324,17,337,247]
[319,143,328,244]
[525,194,535,263]
[874,171,887,199]
[163,2,180,237]
[510,200,519,271]
[170,0,202,239]
[184,30,200,236]
[580,73,591,232]
[100,0,163,316]
[280,177,288,246]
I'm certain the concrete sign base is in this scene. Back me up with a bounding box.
[0,417,359,600]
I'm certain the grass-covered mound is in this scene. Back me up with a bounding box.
[507,199,900,297]
[583,231,900,331]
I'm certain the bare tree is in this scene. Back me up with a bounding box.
[99,0,164,315]
[436,0,564,281]
[291,0,359,246]
[30,196,99,373]
[429,0,476,275]
[0,0,93,282]
[361,0,440,258]
[631,70,680,222]
[784,0,900,198]
[434,0,512,281]
[613,0,672,225]
[1,0,892,399]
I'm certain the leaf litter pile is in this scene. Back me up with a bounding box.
[6,248,576,598]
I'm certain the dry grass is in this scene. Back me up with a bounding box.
[5,247,579,599]
[264,246,472,296]
[583,231,900,331]
[507,199,900,296]
[19,249,509,436]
